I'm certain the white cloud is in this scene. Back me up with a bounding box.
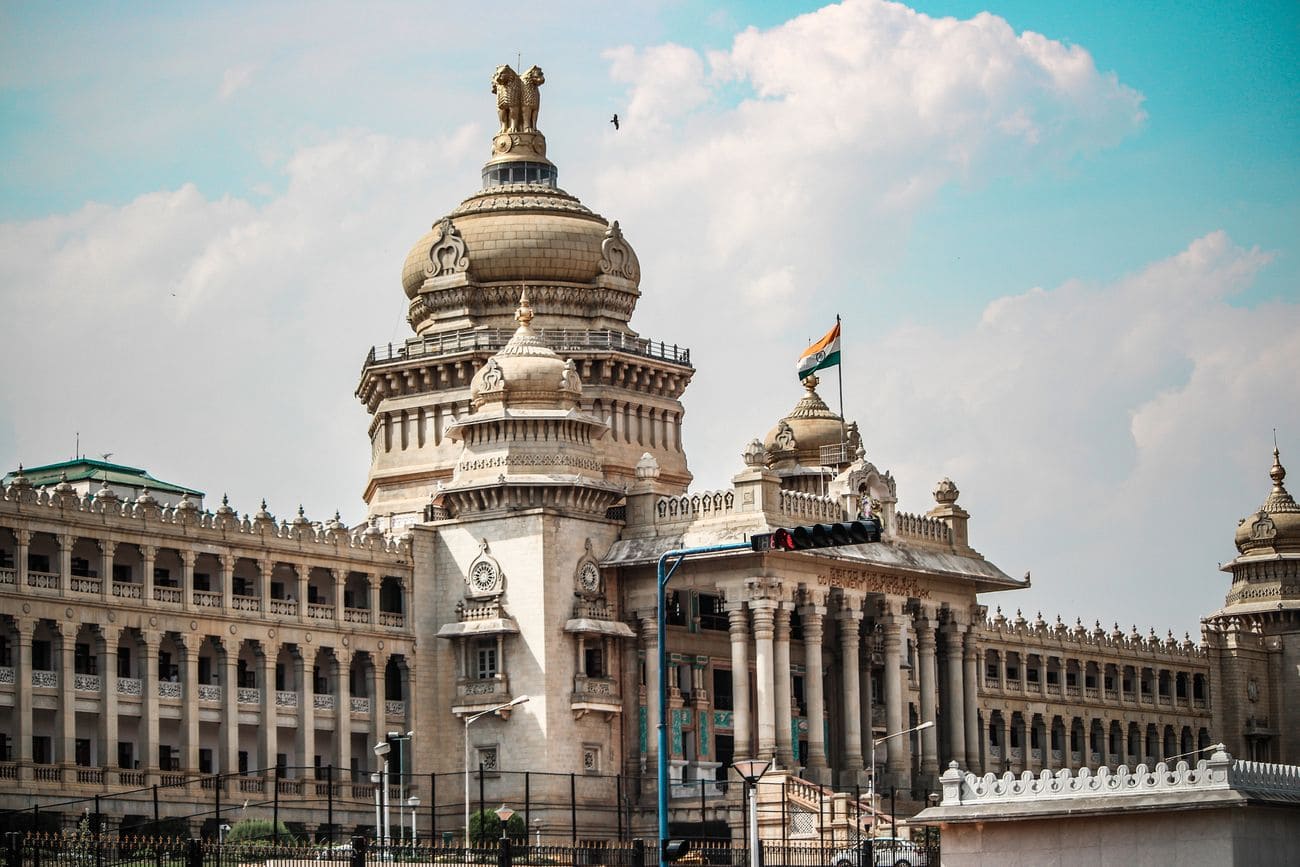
[219,64,257,101]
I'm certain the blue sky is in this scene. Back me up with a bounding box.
[2,0,1298,633]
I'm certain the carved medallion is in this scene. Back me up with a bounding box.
[425,218,470,279]
[466,539,504,598]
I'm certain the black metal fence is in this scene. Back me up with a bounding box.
[1,835,938,867]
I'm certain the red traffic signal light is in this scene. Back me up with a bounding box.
[750,519,882,552]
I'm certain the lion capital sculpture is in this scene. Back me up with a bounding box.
[520,65,545,132]
[492,65,523,134]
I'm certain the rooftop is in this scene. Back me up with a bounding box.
[2,458,203,498]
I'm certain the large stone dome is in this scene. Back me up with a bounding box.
[398,73,642,336]
[1234,448,1300,555]
[763,375,851,468]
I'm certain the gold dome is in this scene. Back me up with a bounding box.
[1234,448,1300,555]
[763,375,847,467]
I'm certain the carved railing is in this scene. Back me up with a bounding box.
[112,581,142,599]
[366,327,692,368]
[192,590,222,608]
[237,687,260,705]
[894,511,952,545]
[76,767,105,785]
[344,608,372,624]
[308,603,334,620]
[117,677,142,697]
[655,490,735,522]
[350,697,370,714]
[0,567,15,585]
[34,765,61,783]
[378,611,405,628]
[29,571,60,590]
[778,490,841,523]
[198,685,222,703]
[153,586,182,604]
[0,666,14,685]
[75,673,101,692]
[269,599,297,616]
[158,681,182,699]
[118,770,144,787]
[314,694,335,710]
[276,690,298,709]
[385,700,405,717]
[231,595,261,612]
[31,670,57,689]
[70,576,100,594]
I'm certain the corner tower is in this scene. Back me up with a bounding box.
[357,66,693,527]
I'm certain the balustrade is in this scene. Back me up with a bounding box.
[112,581,142,599]
[76,768,104,785]
[117,677,142,697]
[28,571,59,590]
[192,590,222,608]
[70,576,99,594]
[385,699,405,717]
[314,693,335,710]
[343,607,371,624]
[158,681,182,699]
[75,673,101,692]
[378,611,405,628]
[231,595,261,612]
[308,603,334,620]
[275,690,298,708]
[350,697,370,714]
[34,766,62,783]
[269,599,297,616]
[152,586,182,604]
[237,687,260,705]
[0,567,15,585]
[31,670,57,688]
[198,684,222,702]
[0,666,13,685]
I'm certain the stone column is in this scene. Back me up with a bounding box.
[368,574,381,622]
[295,649,314,779]
[181,634,200,774]
[99,627,120,779]
[944,626,967,765]
[260,645,279,775]
[370,652,386,761]
[220,555,234,611]
[99,539,116,600]
[140,632,160,777]
[773,605,794,769]
[259,558,274,615]
[963,631,981,770]
[799,599,829,783]
[181,550,196,612]
[640,615,660,764]
[296,563,310,623]
[222,641,240,777]
[837,599,864,785]
[751,600,777,762]
[15,530,30,591]
[142,545,157,606]
[15,621,33,779]
[881,613,907,785]
[727,604,752,761]
[336,650,353,780]
[915,614,939,781]
[58,624,77,773]
[859,636,873,768]
[57,533,73,597]
[332,568,346,622]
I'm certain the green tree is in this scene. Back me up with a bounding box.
[467,810,526,844]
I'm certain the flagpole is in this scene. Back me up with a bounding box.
[836,314,847,466]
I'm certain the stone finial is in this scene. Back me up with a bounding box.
[293,504,312,527]
[515,287,535,329]
[94,479,118,502]
[1270,446,1286,490]
[741,438,766,468]
[939,760,964,806]
[933,477,960,505]
[635,452,661,481]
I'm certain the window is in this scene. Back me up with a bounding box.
[159,745,178,771]
[1050,728,1061,750]
[0,636,10,667]
[237,660,256,689]
[238,751,250,775]
[792,674,806,714]
[233,576,250,597]
[112,563,132,583]
[28,553,50,573]
[76,738,92,767]
[275,664,285,691]
[193,572,211,591]
[32,639,52,671]
[75,643,97,675]
[118,742,134,769]
[199,657,212,684]
[271,581,284,599]
[583,646,604,678]
[154,566,174,586]
[199,749,213,775]
[118,648,132,678]
[1104,674,1114,691]
[474,641,498,680]
[1065,671,1077,688]
[0,733,10,761]
[1009,726,1021,749]
[32,736,52,765]
[71,557,91,577]
[1026,665,1039,684]
[698,595,728,631]
[1085,672,1097,689]
[986,661,999,679]
[1046,669,1058,686]
[0,549,12,568]
[1030,727,1040,749]
[988,721,1001,747]
[665,592,687,626]
[713,668,733,711]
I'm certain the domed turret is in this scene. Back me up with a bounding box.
[763,375,853,469]
[468,289,582,410]
[398,63,641,335]
[1234,447,1300,555]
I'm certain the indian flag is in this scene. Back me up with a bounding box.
[796,320,841,380]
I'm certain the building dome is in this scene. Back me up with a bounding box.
[1234,448,1300,555]
[469,289,582,410]
[398,63,642,335]
[763,375,850,468]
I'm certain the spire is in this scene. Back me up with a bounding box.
[1261,445,1299,514]
[515,287,535,332]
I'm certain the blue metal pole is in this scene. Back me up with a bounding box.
[657,542,751,867]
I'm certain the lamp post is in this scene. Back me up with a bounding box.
[656,543,751,866]
[868,720,933,836]
[388,731,414,848]
[373,741,392,849]
[370,772,383,848]
[408,796,420,846]
[464,696,530,846]
[494,804,515,867]
[731,759,771,867]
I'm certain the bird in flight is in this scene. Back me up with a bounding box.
[610,114,619,130]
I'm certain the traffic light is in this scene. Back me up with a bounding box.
[750,518,882,552]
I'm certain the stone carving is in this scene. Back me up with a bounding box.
[772,420,796,452]
[635,452,660,481]
[492,65,524,133]
[466,538,504,598]
[575,540,602,597]
[520,65,545,132]
[1250,511,1277,541]
[741,439,766,468]
[424,217,470,279]
[560,358,581,393]
[479,358,505,392]
[599,221,640,282]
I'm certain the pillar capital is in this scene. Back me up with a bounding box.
[141,545,158,560]
[98,538,117,556]
[14,528,31,546]
[56,533,74,549]
[180,549,196,567]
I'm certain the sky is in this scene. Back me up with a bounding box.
[2,0,1297,637]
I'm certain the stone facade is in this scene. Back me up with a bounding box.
[2,65,1297,844]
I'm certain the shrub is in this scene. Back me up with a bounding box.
[225,818,298,845]
[467,810,526,844]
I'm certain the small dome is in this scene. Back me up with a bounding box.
[763,375,847,467]
[1234,448,1300,554]
[469,289,582,409]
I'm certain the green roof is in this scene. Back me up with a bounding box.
[2,458,204,497]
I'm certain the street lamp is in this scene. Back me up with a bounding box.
[388,731,414,848]
[868,721,933,835]
[407,796,421,846]
[370,772,383,848]
[731,759,772,867]
[464,695,530,846]
[374,741,392,849]
[493,804,515,840]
